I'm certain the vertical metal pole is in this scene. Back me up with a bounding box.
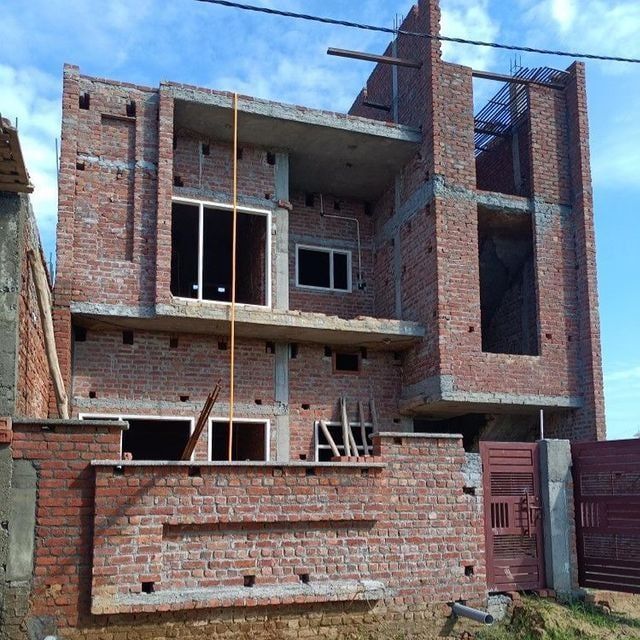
[391,15,399,124]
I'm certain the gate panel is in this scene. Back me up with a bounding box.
[481,442,545,591]
[573,439,640,594]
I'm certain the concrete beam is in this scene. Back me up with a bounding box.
[540,439,576,596]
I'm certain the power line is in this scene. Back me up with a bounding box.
[195,0,640,64]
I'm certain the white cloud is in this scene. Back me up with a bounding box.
[522,1,640,74]
[441,0,500,70]
[550,0,576,31]
[0,64,61,258]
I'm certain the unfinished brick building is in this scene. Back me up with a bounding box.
[0,0,605,637]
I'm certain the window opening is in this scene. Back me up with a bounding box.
[333,352,361,374]
[315,420,373,461]
[209,420,269,461]
[171,200,269,306]
[79,415,192,460]
[478,206,539,355]
[296,245,351,292]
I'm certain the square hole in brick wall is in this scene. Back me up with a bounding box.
[332,352,361,374]
[121,418,191,461]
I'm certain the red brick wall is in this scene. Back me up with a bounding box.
[88,434,485,623]
[476,119,531,197]
[173,131,275,199]
[288,193,376,319]
[71,329,276,459]
[288,344,402,460]
[56,66,159,308]
[15,236,50,418]
[10,420,123,630]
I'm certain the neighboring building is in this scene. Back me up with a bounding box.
[1,0,605,637]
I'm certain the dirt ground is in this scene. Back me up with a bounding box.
[475,591,640,640]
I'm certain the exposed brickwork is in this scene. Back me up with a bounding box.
[288,193,375,319]
[88,435,484,619]
[8,421,123,632]
[15,221,50,418]
[10,0,605,636]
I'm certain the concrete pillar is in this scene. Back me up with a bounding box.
[0,194,24,417]
[273,153,290,461]
[273,152,289,311]
[540,439,576,596]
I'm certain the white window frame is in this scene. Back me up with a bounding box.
[171,197,272,308]
[79,413,195,461]
[295,244,352,293]
[313,420,373,461]
[208,417,271,462]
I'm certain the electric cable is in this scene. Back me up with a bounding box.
[194,0,640,64]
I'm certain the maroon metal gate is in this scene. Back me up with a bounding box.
[481,442,546,591]
[572,438,640,594]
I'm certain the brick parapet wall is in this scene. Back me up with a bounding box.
[88,433,484,619]
[8,420,124,632]
[6,425,486,638]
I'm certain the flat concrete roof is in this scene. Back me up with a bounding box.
[166,83,421,200]
[71,302,425,350]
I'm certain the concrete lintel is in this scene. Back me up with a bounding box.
[12,418,128,430]
[375,175,574,248]
[75,398,284,417]
[71,302,425,350]
[375,432,462,440]
[76,153,157,173]
[164,82,421,142]
[173,186,274,212]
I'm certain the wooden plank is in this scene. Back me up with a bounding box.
[340,397,351,457]
[319,420,340,458]
[358,401,369,456]
[348,424,359,459]
[180,381,221,460]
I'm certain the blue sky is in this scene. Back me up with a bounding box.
[1,0,638,439]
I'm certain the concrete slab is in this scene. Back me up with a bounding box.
[169,87,421,200]
[71,302,425,350]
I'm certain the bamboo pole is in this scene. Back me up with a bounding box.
[340,397,351,457]
[358,400,370,455]
[228,93,239,462]
[318,420,340,458]
[28,249,69,419]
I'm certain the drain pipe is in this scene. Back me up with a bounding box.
[319,193,365,289]
[450,602,494,625]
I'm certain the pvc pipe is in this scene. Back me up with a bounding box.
[451,602,494,625]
